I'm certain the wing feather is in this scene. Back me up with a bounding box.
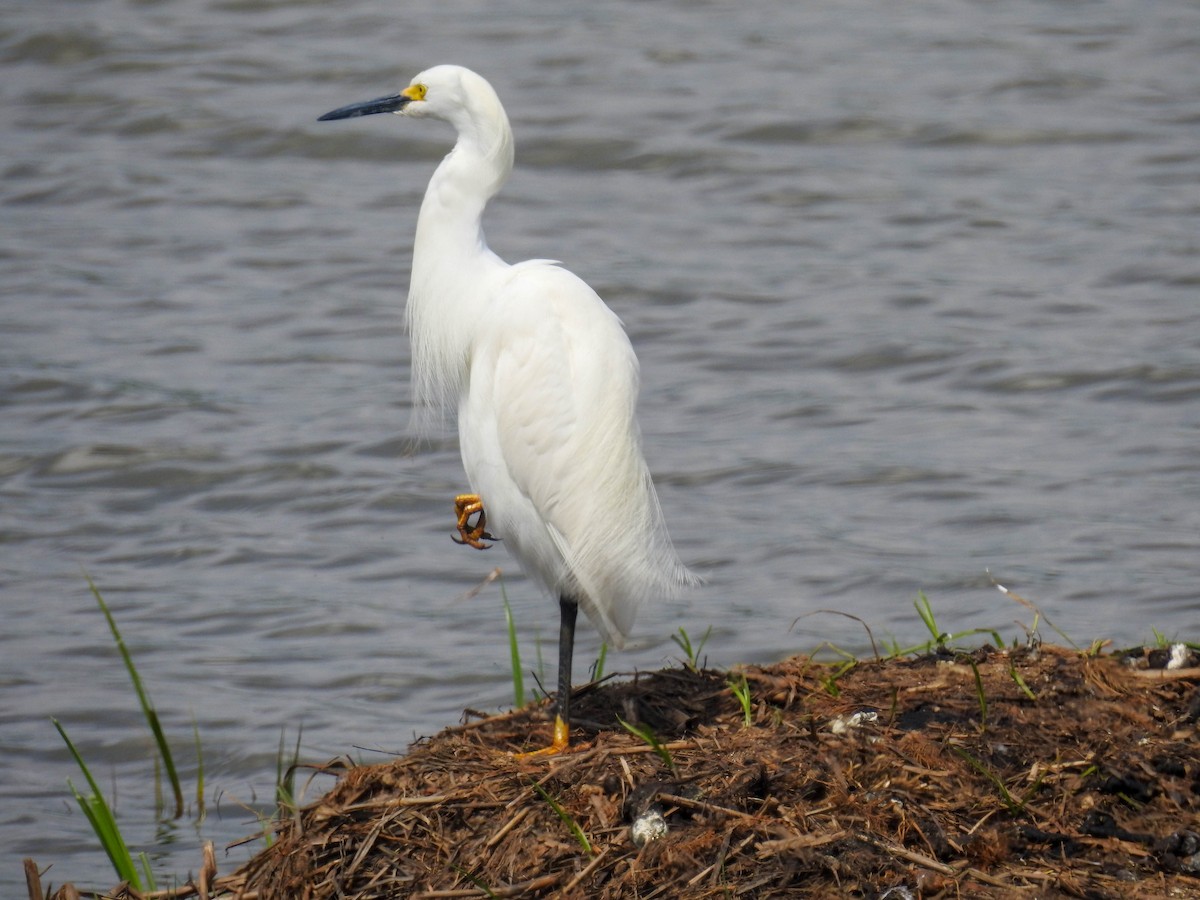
[460,262,695,647]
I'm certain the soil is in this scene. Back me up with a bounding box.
[30,642,1200,899]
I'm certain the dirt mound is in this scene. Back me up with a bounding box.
[35,643,1200,899]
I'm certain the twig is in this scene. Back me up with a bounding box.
[340,793,451,812]
[108,877,254,900]
[485,806,530,848]
[793,609,881,661]
[657,792,760,823]
[562,847,609,893]
[856,832,1026,891]
[23,859,44,900]
[1130,667,1200,682]
[197,842,216,900]
[856,831,956,876]
[686,833,755,887]
[757,829,849,857]
[412,873,560,898]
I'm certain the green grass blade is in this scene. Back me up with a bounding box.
[138,852,157,892]
[671,627,694,665]
[886,626,1005,659]
[502,587,524,708]
[153,754,164,819]
[728,674,753,727]
[817,657,858,697]
[451,864,500,899]
[54,719,143,888]
[72,782,143,888]
[54,719,114,823]
[86,576,184,818]
[193,715,206,822]
[591,642,607,682]
[951,746,1024,815]
[671,625,712,672]
[275,725,302,814]
[617,716,677,774]
[914,591,943,646]
[1009,664,1036,701]
[529,779,593,855]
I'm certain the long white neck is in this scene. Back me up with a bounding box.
[413,119,512,267]
[406,98,515,428]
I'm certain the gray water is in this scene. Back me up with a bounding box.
[3,0,1199,889]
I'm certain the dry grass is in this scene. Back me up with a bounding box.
[32,643,1200,899]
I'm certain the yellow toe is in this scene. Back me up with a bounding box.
[513,714,572,759]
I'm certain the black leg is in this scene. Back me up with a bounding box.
[514,593,578,757]
[555,594,579,744]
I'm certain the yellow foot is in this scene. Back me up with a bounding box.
[513,714,572,760]
[452,493,498,549]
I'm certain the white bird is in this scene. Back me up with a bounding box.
[319,65,698,754]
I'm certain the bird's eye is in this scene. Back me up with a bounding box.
[406,83,428,101]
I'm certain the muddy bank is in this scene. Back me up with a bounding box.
[32,642,1200,899]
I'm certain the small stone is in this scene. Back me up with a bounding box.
[630,809,668,848]
[829,709,879,735]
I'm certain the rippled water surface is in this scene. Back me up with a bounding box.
[3,0,1199,888]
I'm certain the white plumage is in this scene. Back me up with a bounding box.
[458,261,689,646]
[320,64,698,751]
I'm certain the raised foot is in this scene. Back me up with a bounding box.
[452,493,498,549]
[512,714,572,760]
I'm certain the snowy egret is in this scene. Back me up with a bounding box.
[319,65,699,754]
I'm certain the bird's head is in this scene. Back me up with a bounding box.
[318,65,503,132]
[318,65,514,189]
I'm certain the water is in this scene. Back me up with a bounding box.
[3,0,1198,889]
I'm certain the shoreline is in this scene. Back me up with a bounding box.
[29,641,1200,899]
